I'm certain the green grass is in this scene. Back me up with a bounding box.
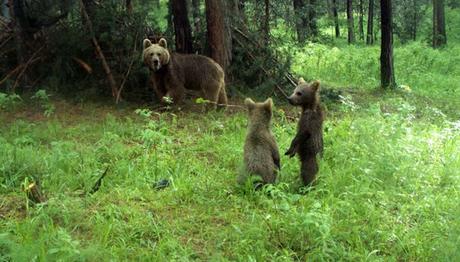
[1,85,459,260]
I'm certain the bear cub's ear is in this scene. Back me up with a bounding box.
[244,98,256,110]
[263,98,273,111]
[298,77,306,85]
[311,80,320,92]
[143,39,152,50]
[159,38,168,48]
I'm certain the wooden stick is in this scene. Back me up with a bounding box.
[116,33,138,104]
[90,167,109,194]
[12,46,43,91]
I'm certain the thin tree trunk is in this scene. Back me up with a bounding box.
[205,0,227,70]
[192,0,201,34]
[367,0,374,44]
[432,0,446,48]
[263,0,270,46]
[358,0,364,40]
[171,0,193,53]
[380,0,396,89]
[332,0,340,37]
[80,0,119,99]
[126,0,133,15]
[308,0,318,36]
[412,0,417,41]
[347,0,355,44]
[293,0,307,43]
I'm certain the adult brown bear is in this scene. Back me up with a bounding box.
[142,38,227,107]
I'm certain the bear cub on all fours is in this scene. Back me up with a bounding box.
[285,78,324,186]
[240,98,280,187]
[142,38,227,107]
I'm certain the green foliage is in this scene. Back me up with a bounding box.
[0,93,22,111]
[32,89,55,117]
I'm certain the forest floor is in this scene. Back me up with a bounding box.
[1,86,459,260]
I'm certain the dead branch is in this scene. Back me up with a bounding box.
[79,0,119,100]
[90,167,109,194]
[72,57,93,74]
[233,36,289,99]
[12,46,44,91]
[116,33,138,104]
[233,27,297,87]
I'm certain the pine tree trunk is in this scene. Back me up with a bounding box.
[358,0,364,40]
[380,0,396,89]
[192,0,201,34]
[332,0,340,37]
[293,0,308,43]
[205,0,228,70]
[171,0,193,53]
[263,0,270,46]
[308,0,318,36]
[367,0,374,44]
[432,0,446,48]
[347,0,355,44]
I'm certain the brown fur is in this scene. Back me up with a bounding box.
[142,38,227,107]
[285,78,324,186]
[241,98,280,185]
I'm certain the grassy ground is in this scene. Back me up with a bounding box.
[1,84,459,260]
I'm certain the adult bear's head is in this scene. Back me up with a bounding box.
[142,38,171,72]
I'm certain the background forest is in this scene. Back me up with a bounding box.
[1,0,460,261]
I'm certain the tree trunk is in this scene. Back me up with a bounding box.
[358,0,364,40]
[192,0,201,34]
[332,0,340,37]
[380,0,396,89]
[308,0,318,37]
[205,0,228,70]
[366,0,374,44]
[171,0,193,53]
[347,0,355,44]
[293,0,308,43]
[412,0,417,41]
[263,0,270,46]
[432,0,446,48]
[126,0,133,15]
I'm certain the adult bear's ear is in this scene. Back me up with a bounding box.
[143,39,152,49]
[311,80,320,92]
[244,98,255,110]
[298,77,306,85]
[159,38,168,48]
[263,98,273,111]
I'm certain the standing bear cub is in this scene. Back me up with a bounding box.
[285,79,324,186]
[142,38,227,106]
[240,98,280,187]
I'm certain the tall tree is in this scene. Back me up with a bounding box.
[293,0,308,43]
[367,0,374,44]
[358,0,364,40]
[263,0,270,46]
[191,0,201,34]
[171,0,193,53]
[205,0,228,70]
[332,0,340,37]
[347,0,355,43]
[308,0,318,37]
[432,0,446,48]
[380,0,396,89]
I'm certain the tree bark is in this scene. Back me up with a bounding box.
[205,0,228,70]
[380,0,396,89]
[263,0,270,46]
[293,0,308,43]
[347,0,355,44]
[332,0,340,37]
[308,0,318,37]
[126,0,133,15]
[358,0,364,40]
[367,0,374,44]
[432,0,446,48]
[412,0,417,41]
[192,0,201,34]
[171,0,193,53]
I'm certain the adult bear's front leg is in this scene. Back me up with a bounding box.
[163,80,185,104]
